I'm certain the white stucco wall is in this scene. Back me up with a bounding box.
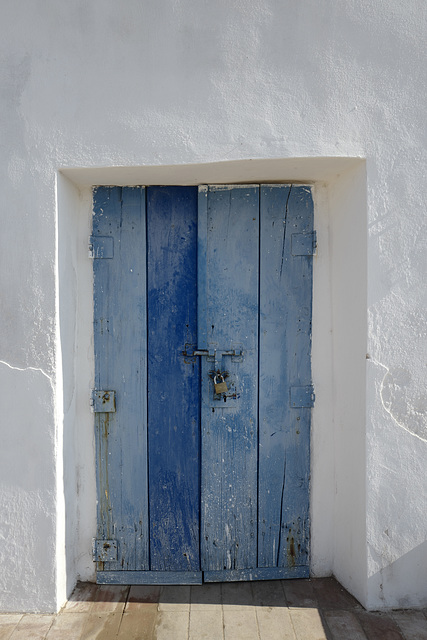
[0,0,426,612]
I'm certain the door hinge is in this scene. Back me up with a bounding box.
[92,539,118,562]
[90,390,116,412]
[292,231,317,256]
[89,236,114,259]
[290,385,315,408]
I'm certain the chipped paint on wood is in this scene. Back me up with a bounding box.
[93,186,149,572]
[258,185,313,570]
[200,185,259,573]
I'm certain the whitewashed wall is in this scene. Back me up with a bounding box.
[0,0,425,612]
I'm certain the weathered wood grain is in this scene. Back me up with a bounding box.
[147,186,201,572]
[93,186,149,572]
[200,186,259,573]
[258,185,313,573]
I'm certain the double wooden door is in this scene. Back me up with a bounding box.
[91,185,314,584]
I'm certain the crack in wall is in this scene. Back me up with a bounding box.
[368,357,427,442]
[0,360,54,388]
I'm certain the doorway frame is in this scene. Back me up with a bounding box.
[56,157,367,606]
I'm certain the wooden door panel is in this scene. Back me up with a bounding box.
[199,186,260,576]
[258,185,312,573]
[93,186,149,572]
[147,186,201,572]
[92,184,313,584]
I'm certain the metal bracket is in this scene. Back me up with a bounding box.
[90,390,116,412]
[92,539,118,562]
[89,236,114,259]
[291,232,317,256]
[94,317,113,336]
[290,386,315,408]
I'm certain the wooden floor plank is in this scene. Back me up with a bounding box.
[256,607,297,640]
[117,609,157,640]
[282,579,318,608]
[0,616,23,640]
[392,610,427,640]
[189,609,223,640]
[80,613,122,640]
[63,583,97,613]
[9,615,53,640]
[323,610,368,640]
[356,611,405,640]
[289,608,329,640]
[155,611,189,640]
[91,585,129,613]
[1,578,425,640]
[45,612,87,640]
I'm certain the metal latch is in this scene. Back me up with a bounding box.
[182,347,243,358]
[90,390,116,413]
[182,345,243,370]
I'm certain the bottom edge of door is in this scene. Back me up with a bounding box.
[96,571,203,585]
[96,566,309,585]
[204,566,309,582]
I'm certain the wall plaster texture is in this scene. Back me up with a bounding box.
[0,0,426,613]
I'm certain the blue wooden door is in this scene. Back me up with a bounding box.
[92,185,314,585]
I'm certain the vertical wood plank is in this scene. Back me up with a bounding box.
[93,186,149,571]
[147,186,201,572]
[258,185,313,571]
[197,186,208,351]
[201,185,259,572]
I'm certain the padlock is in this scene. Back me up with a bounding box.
[214,374,228,395]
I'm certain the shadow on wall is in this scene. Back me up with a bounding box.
[368,540,427,610]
